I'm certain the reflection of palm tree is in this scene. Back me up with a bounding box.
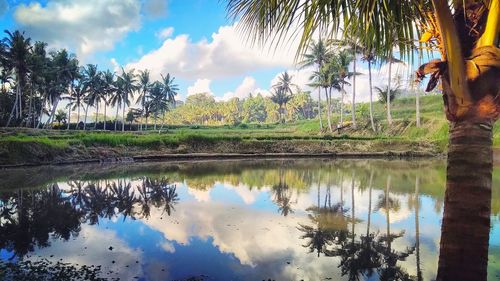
[0,176,179,259]
[374,175,415,281]
[271,168,294,216]
[414,175,422,281]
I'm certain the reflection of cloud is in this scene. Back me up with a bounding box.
[186,187,211,202]
[143,201,339,279]
[29,225,143,280]
[222,182,261,205]
[160,241,176,253]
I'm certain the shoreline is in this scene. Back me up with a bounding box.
[0,151,440,169]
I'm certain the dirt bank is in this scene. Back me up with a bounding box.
[0,138,441,168]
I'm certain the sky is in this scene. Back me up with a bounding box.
[0,0,420,103]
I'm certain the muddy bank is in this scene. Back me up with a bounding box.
[0,138,441,168]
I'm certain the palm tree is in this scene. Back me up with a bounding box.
[160,73,179,129]
[361,51,376,132]
[374,85,400,107]
[54,109,66,127]
[3,30,31,127]
[116,68,137,131]
[299,39,331,131]
[101,70,115,130]
[67,79,85,129]
[137,70,151,131]
[309,68,334,132]
[81,64,100,130]
[325,50,353,127]
[110,78,124,131]
[270,88,292,123]
[272,72,297,123]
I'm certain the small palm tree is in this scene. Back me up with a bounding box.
[54,109,67,127]
[374,85,400,108]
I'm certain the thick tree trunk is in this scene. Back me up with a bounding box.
[95,103,99,130]
[67,108,71,130]
[45,98,59,129]
[368,61,375,132]
[36,96,46,129]
[77,104,81,129]
[437,121,492,281]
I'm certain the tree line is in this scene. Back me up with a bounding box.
[0,30,178,131]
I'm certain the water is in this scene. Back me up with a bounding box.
[0,159,499,280]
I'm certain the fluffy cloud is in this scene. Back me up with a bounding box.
[126,23,297,80]
[220,76,258,101]
[187,78,213,96]
[156,26,174,40]
[13,0,141,58]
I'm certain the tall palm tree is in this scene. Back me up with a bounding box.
[101,70,115,131]
[67,79,85,129]
[3,30,31,127]
[137,69,151,131]
[361,51,376,132]
[116,68,137,131]
[81,64,100,130]
[270,88,292,123]
[325,50,353,127]
[110,78,124,131]
[44,49,78,129]
[299,39,331,131]
[272,72,297,123]
[160,73,179,129]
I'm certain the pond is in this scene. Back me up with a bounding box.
[0,159,499,280]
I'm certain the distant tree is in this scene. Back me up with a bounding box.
[54,109,67,127]
[374,86,400,107]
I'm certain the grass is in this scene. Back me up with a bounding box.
[1,94,499,155]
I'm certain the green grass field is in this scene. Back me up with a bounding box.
[1,94,499,155]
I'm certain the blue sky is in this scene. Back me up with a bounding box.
[0,0,419,102]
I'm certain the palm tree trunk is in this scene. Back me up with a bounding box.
[6,84,20,127]
[154,115,157,130]
[122,103,126,131]
[386,175,391,250]
[27,84,33,128]
[437,121,492,281]
[368,61,375,132]
[318,88,323,131]
[36,95,46,129]
[351,46,357,129]
[67,108,71,130]
[83,103,89,130]
[325,88,332,132]
[387,51,393,125]
[45,98,59,129]
[104,103,107,130]
[340,85,344,126]
[77,104,81,129]
[114,105,119,131]
[160,113,166,130]
[95,103,99,130]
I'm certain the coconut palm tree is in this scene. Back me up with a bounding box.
[116,68,137,131]
[325,50,354,127]
[81,64,100,130]
[270,88,292,123]
[101,70,115,130]
[299,39,331,131]
[3,30,31,127]
[137,69,151,131]
[67,79,85,129]
[110,77,125,131]
[374,85,400,107]
[159,73,179,129]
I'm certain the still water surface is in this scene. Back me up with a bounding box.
[0,159,499,280]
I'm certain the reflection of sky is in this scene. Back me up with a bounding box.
[1,160,499,280]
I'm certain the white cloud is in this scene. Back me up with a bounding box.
[143,0,168,18]
[156,26,174,40]
[220,76,257,101]
[14,0,141,58]
[187,78,213,96]
[126,23,297,80]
